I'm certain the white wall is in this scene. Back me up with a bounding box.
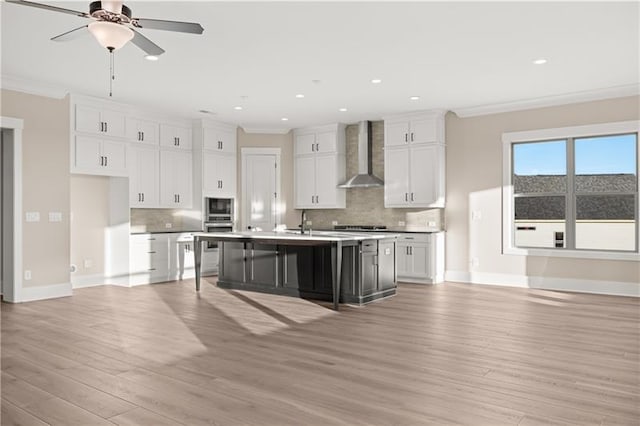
[445,96,640,295]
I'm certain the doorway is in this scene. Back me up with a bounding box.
[241,148,281,231]
[1,117,24,303]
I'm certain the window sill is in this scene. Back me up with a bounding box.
[503,246,640,262]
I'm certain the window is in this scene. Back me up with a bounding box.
[503,121,639,260]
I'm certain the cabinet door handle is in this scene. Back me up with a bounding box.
[411,132,414,142]
[141,192,144,202]
[177,194,180,203]
[405,193,408,202]
[411,193,414,202]
[104,156,108,167]
[100,156,103,166]
[410,246,412,255]
[311,143,315,152]
[315,143,319,151]
[177,137,180,146]
[104,122,108,133]
[141,131,144,141]
[220,141,223,150]
[405,133,408,142]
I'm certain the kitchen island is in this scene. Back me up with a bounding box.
[193,231,397,310]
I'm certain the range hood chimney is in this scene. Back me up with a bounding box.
[338,121,384,188]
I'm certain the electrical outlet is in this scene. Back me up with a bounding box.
[25,212,40,222]
[84,259,93,269]
[471,210,482,220]
[332,220,338,226]
[24,270,32,280]
[428,221,436,227]
[165,223,173,229]
[398,221,405,226]
[49,212,62,222]
[306,220,312,226]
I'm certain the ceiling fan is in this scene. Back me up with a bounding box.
[6,0,204,58]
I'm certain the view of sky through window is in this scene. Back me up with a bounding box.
[513,134,637,176]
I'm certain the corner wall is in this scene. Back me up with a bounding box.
[1,89,71,298]
[445,95,640,295]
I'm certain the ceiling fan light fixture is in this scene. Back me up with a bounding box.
[88,21,133,50]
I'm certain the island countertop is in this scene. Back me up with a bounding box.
[192,230,397,243]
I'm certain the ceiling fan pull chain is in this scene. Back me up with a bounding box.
[109,47,114,97]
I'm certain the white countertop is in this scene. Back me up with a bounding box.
[193,230,396,242]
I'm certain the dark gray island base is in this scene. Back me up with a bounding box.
[193,231,397,310]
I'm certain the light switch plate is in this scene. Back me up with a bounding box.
[332,220,338,226]
[428,221,436,227]
[49,212,62,222]
[165,223,173,229]
[26,212,40,222]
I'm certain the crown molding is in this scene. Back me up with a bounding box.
[452,84,640,118]
[1,74,69,99]
[241,127,291,135]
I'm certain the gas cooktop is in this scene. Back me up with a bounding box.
[333,225,388,231]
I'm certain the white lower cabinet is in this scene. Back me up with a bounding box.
[129,233,196,285]
[73,136,127,176]
[396,233,444,284]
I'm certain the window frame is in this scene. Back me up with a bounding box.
[502,120,640,261]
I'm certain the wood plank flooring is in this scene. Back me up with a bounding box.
[1,280,639,425]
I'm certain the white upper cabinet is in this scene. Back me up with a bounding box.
[203,127,236,153]
[126,117,159,145]
[75,104,126,138]
[73,136,127,177]
[160,123,192,150]
[293,123,346,209]
[383,111,446,208]
[203,151,236,198]
[383,112,444,147]
[160,150,193,208]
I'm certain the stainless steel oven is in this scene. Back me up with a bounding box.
[204,197,234,251]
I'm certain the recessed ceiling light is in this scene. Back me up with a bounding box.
[281,117,289,121]
[410,96,420,101]
[533,58,547,65]
[371,79,382,84]
[234,106,243,111]
[338,108,347,112]
[312,79,321,84]
[199,109,216,115]
[295,94,305,98]
[144,55,159,61]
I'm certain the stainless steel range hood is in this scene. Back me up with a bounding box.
[338,121,384,188]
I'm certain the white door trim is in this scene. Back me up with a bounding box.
[241,148,281,231]
[1,116,24,303]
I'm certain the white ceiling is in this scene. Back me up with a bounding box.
[1,1,639,131]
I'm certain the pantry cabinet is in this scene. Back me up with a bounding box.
[293,124,346,209]
[383,111,446,208]
[160,150,193,208]
[128,145,160,207]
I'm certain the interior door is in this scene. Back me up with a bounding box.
[244,153,277,231]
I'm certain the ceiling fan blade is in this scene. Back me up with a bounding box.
[131,29,165,56]
[133,18,204,34]
[51,25,88,42]
[5,0,89,18]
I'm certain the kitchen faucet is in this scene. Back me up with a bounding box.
[300,209,307,234]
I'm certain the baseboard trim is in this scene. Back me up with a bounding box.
[20,282,73,302]
[72,274,107,289]
[445,270,640,297]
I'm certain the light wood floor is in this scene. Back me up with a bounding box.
[1,280,639,426]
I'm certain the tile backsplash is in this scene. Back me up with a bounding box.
[304,121,444,229]
[130,208,203,233]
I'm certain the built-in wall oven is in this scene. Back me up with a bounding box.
[204,197,234,251]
